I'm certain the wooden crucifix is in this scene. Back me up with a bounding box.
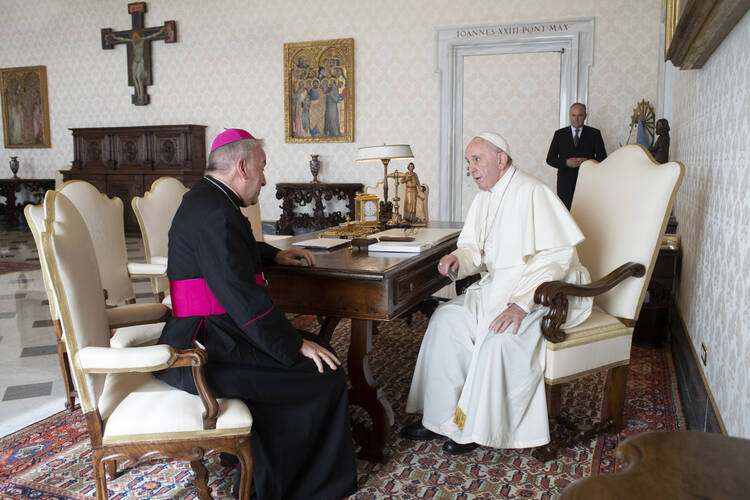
[101,2,176,106]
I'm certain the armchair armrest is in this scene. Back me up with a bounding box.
[106,302,171,329]
[533,262,646,342]
[78,345,219,430]
[127,261,167,277]
[77,344,176,373]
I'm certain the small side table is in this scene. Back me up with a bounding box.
[275,183,363,235]
[0,178,55,229]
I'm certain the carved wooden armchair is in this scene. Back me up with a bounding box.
[532,145,683,461]
[25,202,170,411]
[41,190,253,499]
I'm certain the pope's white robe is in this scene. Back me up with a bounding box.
[406,167,592,449]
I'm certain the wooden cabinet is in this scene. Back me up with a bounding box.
[61,125,206,232]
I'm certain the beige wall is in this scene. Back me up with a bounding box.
[671,11,750,438]
[0,0,660,221]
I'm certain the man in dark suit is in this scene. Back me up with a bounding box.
[546,103,607,209]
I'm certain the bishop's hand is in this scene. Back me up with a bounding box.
[300,339,340,373]
[275,248,315,267]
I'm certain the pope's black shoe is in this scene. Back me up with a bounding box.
[442,439,479,455]
[400,422,440,441]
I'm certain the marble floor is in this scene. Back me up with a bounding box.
[0,229,155,437]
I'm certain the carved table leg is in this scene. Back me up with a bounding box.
[347,318,393,462]
[318,316,340,345]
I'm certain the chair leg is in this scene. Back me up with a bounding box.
[105,460,117,479]
[53,320,77,411]
[237,440,254,500]
[190,459,213,500]
[92,450,109,500]
[605,364,629,432]
[546,383,562,418]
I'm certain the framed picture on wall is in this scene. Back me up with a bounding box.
[0,65,51,148]
[284,38,354,143]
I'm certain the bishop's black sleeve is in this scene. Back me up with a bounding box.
[258,241,280,266]
[196,206,302,366]
[546,130,567,170]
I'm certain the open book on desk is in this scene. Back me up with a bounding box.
[368,227,460,253]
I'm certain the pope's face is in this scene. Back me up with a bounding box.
[240,146,267,206]
[465,138,510,191]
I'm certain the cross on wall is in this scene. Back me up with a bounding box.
[101,2,177,106]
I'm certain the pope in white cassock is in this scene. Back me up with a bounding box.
[403,132,593,455]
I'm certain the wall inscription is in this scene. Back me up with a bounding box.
[456,23,571,39]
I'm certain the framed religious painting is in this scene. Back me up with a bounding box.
[0,65,51,148]
[284,38,354,143]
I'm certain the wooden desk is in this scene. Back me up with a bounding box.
[0,178,55,229]
[560,430,750,499]
[265,223,461,460]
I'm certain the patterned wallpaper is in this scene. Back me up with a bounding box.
[0,0,660,222]
[672,11,750,438]
[462,52,560,217]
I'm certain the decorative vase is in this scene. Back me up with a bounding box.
[9,157,19,179]
[309,154,321,183]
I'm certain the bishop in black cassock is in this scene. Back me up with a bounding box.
[155,128,357,500]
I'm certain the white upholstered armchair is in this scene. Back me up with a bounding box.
[41,190,254,500]
[531,145,683,460]
[58,180,167,306]
[25,202,169,411]
[132,177,189,302]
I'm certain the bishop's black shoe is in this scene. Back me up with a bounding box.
[400,422,440,441]
[442,439,479,455]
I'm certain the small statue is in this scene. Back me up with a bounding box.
[399,162,425,223]
[650,119,670,164]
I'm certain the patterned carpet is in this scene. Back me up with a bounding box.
[0,313,684,499]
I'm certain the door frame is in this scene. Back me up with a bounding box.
[436,18,594,221]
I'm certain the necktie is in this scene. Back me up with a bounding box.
[573,128,580,148]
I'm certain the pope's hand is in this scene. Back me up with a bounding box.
[300,339,340,373]
[437,255,459,277]
[275,248,315,267]
[489,303,527,334]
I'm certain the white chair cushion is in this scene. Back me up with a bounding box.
[110,322,165,348]
[544,307,633,384]
[106,303,169,329]
[100,372,253,444]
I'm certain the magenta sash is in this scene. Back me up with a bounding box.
[170,275,265,317]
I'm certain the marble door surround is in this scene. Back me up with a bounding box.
[436,18,594,221]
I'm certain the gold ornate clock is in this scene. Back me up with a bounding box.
[354,193,380,227]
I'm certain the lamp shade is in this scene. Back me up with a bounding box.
[356,144,414,162]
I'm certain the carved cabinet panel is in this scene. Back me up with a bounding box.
[62,124,206,232]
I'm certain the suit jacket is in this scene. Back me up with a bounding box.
[546,124,607,209]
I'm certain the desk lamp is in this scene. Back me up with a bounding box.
[356,144,413,224]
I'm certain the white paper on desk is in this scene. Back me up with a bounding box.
[368,241,430,253]
[292,238,349,250]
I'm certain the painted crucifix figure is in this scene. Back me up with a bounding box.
[101,2,176,106]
